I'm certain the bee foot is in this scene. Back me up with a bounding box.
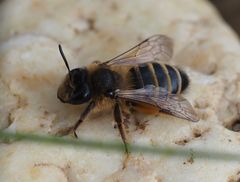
[73,131,78,138]
[122,153,130,169]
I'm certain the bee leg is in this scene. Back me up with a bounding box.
[113,109,129,129]
[114,102,129,154]
[72,101,96,138]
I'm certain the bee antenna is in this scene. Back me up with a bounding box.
[58,44,72,80]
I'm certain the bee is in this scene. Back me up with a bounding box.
[57,35,199,153]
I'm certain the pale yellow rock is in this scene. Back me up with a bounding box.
[0,0,240,182]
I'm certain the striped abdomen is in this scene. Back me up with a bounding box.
[128,63,189,94]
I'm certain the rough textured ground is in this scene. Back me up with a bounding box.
[0,0,240,181]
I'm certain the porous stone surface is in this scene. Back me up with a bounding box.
[0,0,240,181]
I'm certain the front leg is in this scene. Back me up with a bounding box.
[114,102,129,154]
[72,101,96,138]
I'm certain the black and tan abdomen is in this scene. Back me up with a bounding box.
[128,63,189,94]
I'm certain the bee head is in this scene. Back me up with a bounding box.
[57,45,92,105]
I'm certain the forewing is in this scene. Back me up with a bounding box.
[103,35,173,66]
[116,86,199,122]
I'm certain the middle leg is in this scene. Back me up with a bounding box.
[114,102,129,154]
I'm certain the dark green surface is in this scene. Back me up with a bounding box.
[210,0,240,36]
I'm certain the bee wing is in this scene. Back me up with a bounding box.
[116,85,199,122]
[103,35,173,66]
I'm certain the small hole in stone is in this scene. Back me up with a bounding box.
[193,132,202,138]
[228,119,240,132]
[175,138,190,146]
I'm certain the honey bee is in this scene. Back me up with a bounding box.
[57,35,199,153]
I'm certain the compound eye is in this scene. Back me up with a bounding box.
[70,68,88,84]
[69,84,92,104]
